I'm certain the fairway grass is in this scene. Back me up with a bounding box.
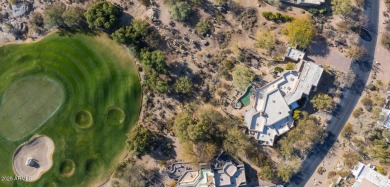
[0,33,141,187]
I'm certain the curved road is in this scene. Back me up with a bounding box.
[287,0,380,186]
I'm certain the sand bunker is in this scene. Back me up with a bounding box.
[13,136,55,182]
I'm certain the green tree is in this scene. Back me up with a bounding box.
[311,93,333,111]
[169,2,192,22]
[175,76,193,94]
[111,19,149,47]
[255,30,276,50]
[223,127,253,157]
[259,164,274,181]
[368,139,390,164]
[282,16,315,48]
[44,2,66,27]
[194,142,218,163]
[127,125,154,156]
[278,112,327,158]
[196,19,212,35]
[331,0,353,17]
[62,6,86,28]
[85,1,120,29]
[187,117,214,142]
[173,111,195,142]
[277,163,293,182]
[140,49,167,74]
[232,64,254,91]
[145,73,169,94]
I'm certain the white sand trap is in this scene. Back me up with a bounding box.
[13,136,55,182]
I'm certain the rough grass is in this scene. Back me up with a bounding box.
[0,32,141,187]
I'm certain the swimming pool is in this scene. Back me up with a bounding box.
[238,86,254,107]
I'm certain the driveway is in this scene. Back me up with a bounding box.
[287,0,380,186]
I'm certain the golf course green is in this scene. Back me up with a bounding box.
[0,32,141,186]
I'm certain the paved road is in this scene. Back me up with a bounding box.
[286,0,380,186]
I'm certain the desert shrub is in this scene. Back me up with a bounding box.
[8,0,18,4]
[352,107,363,118]
[138,0,150,6]
[62,6,86,29]
[233,64,254,91]
[255,30,276,50]
[361,97,373,107]
[381,32,390,50]
[127,125,154,156]
[44,2,66,27]
[285,62,295,70]
[174,76,193,94]
[308,8,327,16]
[274,66,284,73]
[327,171,337,178]
[196,19,211,35]
[262,12,294,23]
[169,2,192,22]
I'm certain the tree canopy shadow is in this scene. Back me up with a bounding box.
[306,36,330,58]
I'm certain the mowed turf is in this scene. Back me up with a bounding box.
[0,33,141,187]
[0,76,64,141]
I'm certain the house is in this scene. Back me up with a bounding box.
[281,0,325,6]
[352,162,390,187]
[175,152,247,187]
[244,61,323,146]
[285,47,305,62]
[176,165,216,187]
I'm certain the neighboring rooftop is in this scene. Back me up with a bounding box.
[285,47,305,61]
[281,0,325,5]
[352,162,390,187]
[378,91,390,129]
[214,162,246,187]
[176,152,247,187]
[244,61,323,145]
[176,168,215,187]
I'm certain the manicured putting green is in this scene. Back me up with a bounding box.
[0,33,141,187]
[0,77,64,141]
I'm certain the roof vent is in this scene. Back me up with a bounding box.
[278,112,282,114]
[272,100,275,103]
